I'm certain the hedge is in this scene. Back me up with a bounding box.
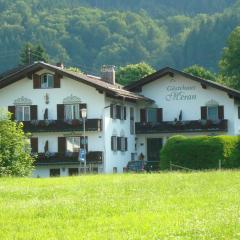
[160,135,240,170]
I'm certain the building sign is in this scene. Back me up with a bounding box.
[165,85,197,101]
[78,149,85,162]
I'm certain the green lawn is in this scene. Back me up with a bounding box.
[0,172,240,240]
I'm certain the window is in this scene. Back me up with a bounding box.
[111,136,118,152]
[147,108,157,123]
[67,137,80,152]
[120,106,125,120]
[16,106,30,121]
[110,104,126,120]
[207,106,218,121]
[130,107,135,134]
[120,137,126,152]
[238,107,240,119]
[66,136,88,153]
[50,169,60,177]
[141,108,162,123]
[64,104,80,120]
[68,168,79,176]
[110,104,117,119]
[41,74,54,88]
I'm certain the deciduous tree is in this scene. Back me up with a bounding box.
[184,65,216,81]
[116,62,155,86]
[0,109,34,176]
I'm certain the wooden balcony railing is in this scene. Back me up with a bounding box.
[135,119,228,134]
[22,119,102,132]
[34,151,103,166]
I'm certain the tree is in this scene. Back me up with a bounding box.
[32,44,49,63]
[116,62,155,85]
[65,67,82,73]
[219,26,240,89]
[19,42,33,65]
[19,43,49,65]
[0,109,34,176]
[184,65,216,81]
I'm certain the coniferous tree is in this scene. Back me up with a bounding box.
[19,42,33,65]
[19,43,49,65]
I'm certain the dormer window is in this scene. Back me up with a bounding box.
[41,74,54,89]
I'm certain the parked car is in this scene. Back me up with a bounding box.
[126,160,146,172]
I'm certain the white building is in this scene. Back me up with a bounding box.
[0,62,240,177]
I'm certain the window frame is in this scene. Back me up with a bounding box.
[120,136,126,152]
[40,73,54,89]
[120,106,125,120]
[147,108,157,123]
[112,136,118,152]
[64,104,80,120]
[66,136,81,153]
[15,105,31,121]
[207,105,218,121]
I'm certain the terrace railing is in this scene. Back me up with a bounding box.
[22,119,102,132]
[34,151,103,166]
[136,119,228,134]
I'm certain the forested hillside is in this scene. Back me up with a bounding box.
[0,0,239,74]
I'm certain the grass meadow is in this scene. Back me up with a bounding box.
[0,171,240,239]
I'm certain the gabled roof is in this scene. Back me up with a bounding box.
[125,67,240,99]
[0,62,153,103]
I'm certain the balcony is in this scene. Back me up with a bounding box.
[135,119,228,134]
[34,151,103,166]
[22,119,102,133]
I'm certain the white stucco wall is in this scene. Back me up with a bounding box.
[137,74,237,135]
[0,70,105,120]
[103,98,136,173]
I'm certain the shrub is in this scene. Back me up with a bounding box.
[160,135,240,170]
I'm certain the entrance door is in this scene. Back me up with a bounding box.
[147,138,163,170]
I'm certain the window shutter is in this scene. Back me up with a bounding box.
[111,136,114,150]
[201,106,207,120]
[30,138,38,153]
[58,137,66,154]
[54,73,61,88]
[8,106,15,120]
[57,104,64,120]
[140,109,146,123]
[157,108,163,122]
[125,138,128,151]
[80,103,87,118]
[110,104,113,118]
[33,74,41,89]
[116,105,121,119]
[218,106,224,120]
[124,107,127,120]
[117,137,121,151]
[30,105,38,120]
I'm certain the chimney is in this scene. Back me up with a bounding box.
[56,62,64,69]
[101,65,115,85]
